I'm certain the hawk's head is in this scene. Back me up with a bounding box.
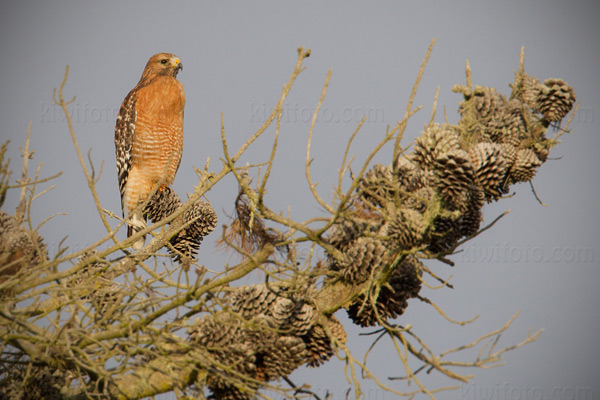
[142,53,183,80]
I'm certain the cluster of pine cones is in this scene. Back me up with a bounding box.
[188,284,346,400]
[0,211,47,296]
[0,362,70,400]
[64,250,122,323]
[144,187,218,263]
[327,75,576,327]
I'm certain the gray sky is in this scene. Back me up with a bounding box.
[1,1,599,399]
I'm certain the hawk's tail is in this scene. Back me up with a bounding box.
[128,212,147,250]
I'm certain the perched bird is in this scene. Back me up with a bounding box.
[114,53,185,249]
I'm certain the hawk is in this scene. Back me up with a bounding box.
[114,53,185,249]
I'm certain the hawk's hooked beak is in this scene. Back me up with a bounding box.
[173,59,183,72]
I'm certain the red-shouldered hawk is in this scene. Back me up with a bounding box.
[114,53,185,249]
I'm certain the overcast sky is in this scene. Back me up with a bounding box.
[1,1,599,399]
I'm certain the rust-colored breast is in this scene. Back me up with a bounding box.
[131,76,185,187]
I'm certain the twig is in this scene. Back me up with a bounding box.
[305,70,335,214]
[14,121,33,225]
[393,38,436,165]
[417,295,479,326]
[53,66,115,241]
[336,118,365,202]
[529,181,549,207]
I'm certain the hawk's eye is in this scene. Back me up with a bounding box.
[160,59,168,65]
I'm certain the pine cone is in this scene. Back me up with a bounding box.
[388,208,426,250]
[428,216,461,253]
[168,236,202,263]
[302,315,346,368]
[460,86,507,123]
[396,154,415,171]
[536,78,576,122]
[184,200,218,238]
[0,211,47,286]
[192,314,263,398]
[303,324,333,367]
[327,219,360,253]
[271,296,296,328]
[0,211,13,232]
[190,294,315,396]
[91,281,121,322]
[520,74,542,111]
[468,143,509,200]
[287,302,315,336]
[403,184,434,213]
[339,237,391,284]
[145,187,217,264]
[168,200,217,264]
[509,148,542,183]
[188,314,243,347]
[432,149,475,207]
[486,99,527,146]
[0,365,70,400]
[219,341,258,377]
[347,257,422,327]
[230,284,315,336]
[411,124,461,169]
[327,314,347,345]
[145,186,183,222]
[358,164,397,207]
[66,250,110,298]
[260,335,307,380]
[498,143,518,166]
[230,284,278,318]
[395,155,418,188]
[457,188,485,238]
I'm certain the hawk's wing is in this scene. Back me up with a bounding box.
[114,91,137,214]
